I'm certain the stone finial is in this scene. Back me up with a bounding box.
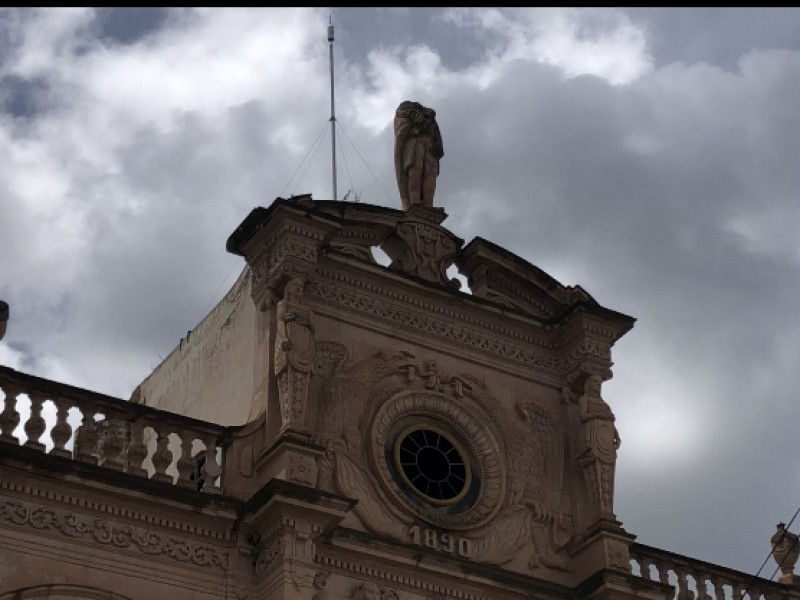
[771,522,800,585]
[394,100,444,210]
[0,300,8,341]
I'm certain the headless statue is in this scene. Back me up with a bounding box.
[394,101,444,210]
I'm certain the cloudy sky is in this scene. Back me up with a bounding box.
[2,6,800,578]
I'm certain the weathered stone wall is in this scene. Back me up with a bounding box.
[132,267,257,426]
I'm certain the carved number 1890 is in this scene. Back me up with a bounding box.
[408,525,471,558]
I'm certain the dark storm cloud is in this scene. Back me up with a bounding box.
[91,7,171,45]
[622,7,800,71]
[0,74,50,118]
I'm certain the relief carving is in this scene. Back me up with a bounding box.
[287,453,317,486]
[566,374,620,520]
[306,275,551,370]
[351,582,381,600]
[605,539,630,572]
[466,384,571,572]
[275,276,317,432]
[381,219,462,288]
[255,537,284,575]
[0,497,229,571]
[310,348,576,573]
[248,224,323,310]
[351,582,399,600]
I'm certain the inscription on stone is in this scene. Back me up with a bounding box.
[408,525,471,558]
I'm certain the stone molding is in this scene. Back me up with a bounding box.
[0,478,234,541]
[369,390,505,531]
[307,270,553,372]
[0,496,231,572]
[317,554,497,600]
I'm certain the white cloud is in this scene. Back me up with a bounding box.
[443,8,653,85]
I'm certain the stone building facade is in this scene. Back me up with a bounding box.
[0,196,796,600]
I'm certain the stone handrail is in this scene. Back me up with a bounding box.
[631,542,792,600]
[0,365,229,494]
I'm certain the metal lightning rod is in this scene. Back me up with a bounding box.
[328,16,337,201]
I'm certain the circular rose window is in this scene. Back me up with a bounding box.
[393,425,472,505]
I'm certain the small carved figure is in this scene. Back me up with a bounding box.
[394,100,444,209]
[274,277,316,376]
[578,375,620,464]
[575,375,620,518]
[274,277,316,430]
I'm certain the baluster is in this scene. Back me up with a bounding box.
[697,574,712,600]
[656,561,672,586]
[707,576,722,600]
[99,413,128,471]
[49,396,73,458]
[175,432,195,488]
[126,420,148,477]
[74,405,99,464]
[639,556,653,580]
[151,427,174,483]
[200,434,222,493]
[23,392,47,451]
[721,579,736,600]
[731,582,747,600]
[676,568,694,600]
[0,384,21,443]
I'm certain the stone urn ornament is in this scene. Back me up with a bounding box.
[771,522,800,585]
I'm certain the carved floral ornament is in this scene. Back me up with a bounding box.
[0,497,230,571]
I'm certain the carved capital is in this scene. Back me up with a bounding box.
[234,206,338,309]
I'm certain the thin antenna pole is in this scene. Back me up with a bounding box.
[328,16,337,201]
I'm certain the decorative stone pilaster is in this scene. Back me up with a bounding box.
[228,200,339,447]
[380,205,463,288]
[230,202,339,312]
[249,481,353,600]
[256,434,323,488]
[562,365,620,529]
[555,309,626,532]
[274,277,317,434]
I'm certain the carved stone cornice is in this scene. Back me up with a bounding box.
[0,472,236,542]
[232,204,340,309]
[553,311,627,376]
[306,268,554,374]
[317,535,573,600]
[0,496,231,572]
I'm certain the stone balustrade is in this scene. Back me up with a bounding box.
[0,365,228,494]
[631,542,791,600]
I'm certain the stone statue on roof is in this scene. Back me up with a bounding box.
[394,100,444,210]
